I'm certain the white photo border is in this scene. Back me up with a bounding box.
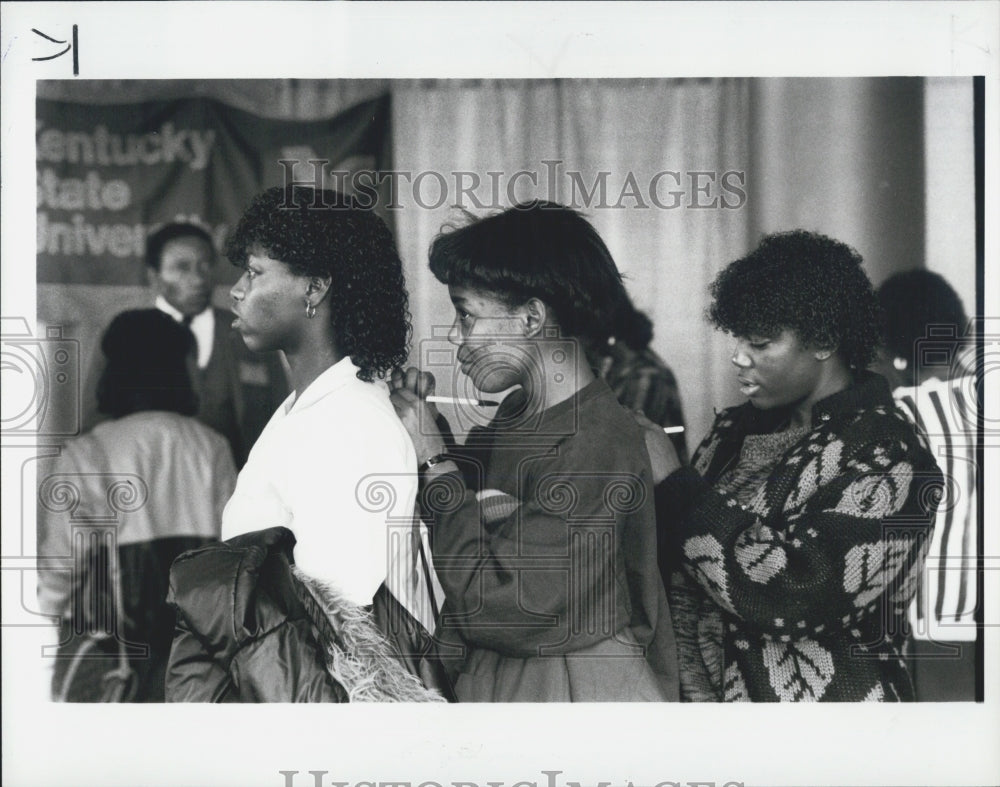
[2,3,998,787]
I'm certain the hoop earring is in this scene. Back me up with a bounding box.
[305,301,316,319]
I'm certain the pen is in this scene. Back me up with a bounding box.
[426,395,500,407]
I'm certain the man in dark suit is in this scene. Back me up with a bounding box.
[87,222,287,467]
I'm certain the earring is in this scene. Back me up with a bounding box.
[305,300,316,319]
[893,357,908,371]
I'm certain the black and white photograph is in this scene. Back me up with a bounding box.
[2,3,998,787]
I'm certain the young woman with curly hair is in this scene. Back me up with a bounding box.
[638,230,942,701]
[390,202,679,702]
[166,187,443,702]
[219,186,414,596]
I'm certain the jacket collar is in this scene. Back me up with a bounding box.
[486,377,614,438]
[732,370,894,434]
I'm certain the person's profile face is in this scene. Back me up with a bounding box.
[446,284,534,394]
[730,328,828,412]
[151,236,215,316]
[229,247,310,354]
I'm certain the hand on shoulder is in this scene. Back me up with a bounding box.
[632,409,682,484]
[389,366,446,466]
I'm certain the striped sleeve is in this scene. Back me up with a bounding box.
[892,378,978,640]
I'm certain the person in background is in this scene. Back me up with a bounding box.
[589,293,689,463]
[638,230,941,701]
[877,269,979,701]
[38,309,236,702]
[165,188,443,702]
[390,201,679,702]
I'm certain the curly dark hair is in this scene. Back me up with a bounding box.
[428,201,628,346]
[709,230,881,370]
[225,186,410,382]
[97,309,198,418]
[877,269,969,362]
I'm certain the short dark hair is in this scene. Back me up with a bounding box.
[608,294,654,351]
[224,187,410,382]
[709,230,881,370]
[428,201,627,345]
[145,222,214,271]
[877,269,969,363]
[97,309,198,418]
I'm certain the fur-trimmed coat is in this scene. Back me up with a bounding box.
[655,372,942,701]
[165,527,444,702]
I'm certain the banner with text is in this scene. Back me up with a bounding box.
[36,94,391,285]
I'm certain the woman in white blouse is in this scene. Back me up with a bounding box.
[164,187,446,702]
[221,186,434,619]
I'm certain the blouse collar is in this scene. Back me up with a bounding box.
[285,356,364,414]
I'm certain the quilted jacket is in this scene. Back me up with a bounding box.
[165,527,444,702]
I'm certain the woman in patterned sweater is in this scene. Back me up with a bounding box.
[640,230,942,701]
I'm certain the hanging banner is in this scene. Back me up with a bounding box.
[36,93,391,285]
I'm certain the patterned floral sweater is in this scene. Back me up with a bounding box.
[654,372,941,701]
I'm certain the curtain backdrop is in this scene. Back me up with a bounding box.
[392,78,751,443]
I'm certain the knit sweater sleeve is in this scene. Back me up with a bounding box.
[663,421,939,636]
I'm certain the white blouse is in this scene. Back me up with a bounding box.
[222,357,438,621]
